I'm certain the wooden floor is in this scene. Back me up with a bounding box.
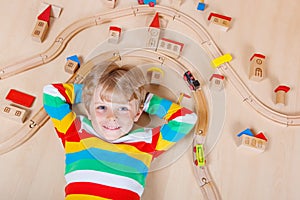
[1,0,300,199]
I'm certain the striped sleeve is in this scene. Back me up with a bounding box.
[43,83,83,137]
[143,93,197,152]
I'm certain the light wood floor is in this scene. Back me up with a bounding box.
[0,0,300,199]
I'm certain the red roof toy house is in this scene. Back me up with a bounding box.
[274,85,290,105]
[209,73,225,91]
[146,12,161,49]
[249,53,266,81]
[208,12,232,31]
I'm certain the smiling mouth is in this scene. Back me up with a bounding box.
[103,125,121,130]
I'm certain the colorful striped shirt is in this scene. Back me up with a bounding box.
[43,83,197,200]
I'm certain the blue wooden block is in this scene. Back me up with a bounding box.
[67,55,80,66]
[197,2,206,11]
[237,128,254,137]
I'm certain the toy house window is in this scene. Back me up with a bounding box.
[256,58,263,65]
[255,68,262,77]
[214,79,220,85]
[173,45,178,52]
[38,21,44,27]
[15,111,21,116]
[167,43,172,50]
[4,107,11,113]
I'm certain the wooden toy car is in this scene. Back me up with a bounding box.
[138,0,156,7]
[183,71,200,91]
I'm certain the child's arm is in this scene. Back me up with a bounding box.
[143,93,198,154]
[43,83,83,145]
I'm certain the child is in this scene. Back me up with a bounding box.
[43,62,197,200]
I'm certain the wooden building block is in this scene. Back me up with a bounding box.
[147,67,164,85]
[274,85,290,105]
[31,19,49,42]
[64,60,79,74]
[0,104,28,123]
[39,3,62,18]
[146,13,160,49]
[249,53,266,81]
[197,1,206,11]
[211,53,232,68]
[5,89,35,108]
[209,73,225,91]
[237,134,267,153]
[157,38,184,58]
[208,12,232,31]
[108,26,122,44]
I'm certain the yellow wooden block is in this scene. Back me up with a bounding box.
[211,53,232,68]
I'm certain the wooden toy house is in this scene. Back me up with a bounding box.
[64,55,80,74]
[274,85,290,105]
[209,73,225,91]
[208,12,232,31]
[32,5,51,42]
[146,12,161,49]
[108,26,122,44]
[249,53,266,81]
[237,129,268,153]
[147,67,164,85]
[157,38,184,58]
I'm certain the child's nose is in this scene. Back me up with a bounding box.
[107,109,117,120]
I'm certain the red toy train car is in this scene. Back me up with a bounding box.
[183,71,200,91]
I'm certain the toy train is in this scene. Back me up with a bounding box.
[184,71,200,91]
[138,0,156,7]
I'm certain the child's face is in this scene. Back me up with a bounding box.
[88,87,143,141]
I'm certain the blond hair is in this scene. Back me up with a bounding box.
[82,62,147,113]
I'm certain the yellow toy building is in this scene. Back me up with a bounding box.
[249,53,266,81]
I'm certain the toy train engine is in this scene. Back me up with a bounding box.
[183,71,200,91]
[138,0,156,7]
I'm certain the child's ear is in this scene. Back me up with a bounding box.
[133,107,143,122]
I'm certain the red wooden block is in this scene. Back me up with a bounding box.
[149,12,160,28]
[255,132,268,142]
[5,89,35,108]
[38,5,51,25]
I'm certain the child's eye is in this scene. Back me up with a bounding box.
[96,105,106,110]
[118,107,129,111]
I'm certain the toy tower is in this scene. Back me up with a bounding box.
[146,12,160,49]
[249,53,266,81]
[274,85,290,105]
[32,5,51,42]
